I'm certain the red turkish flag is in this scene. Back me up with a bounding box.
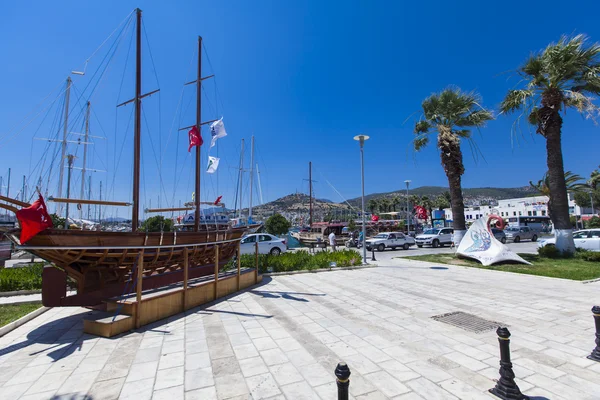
[188,126,203,152]
[371,215,379,222]
[214,195,223,205]
[16,195,53,244]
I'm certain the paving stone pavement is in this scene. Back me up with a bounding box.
[0,257,599,399]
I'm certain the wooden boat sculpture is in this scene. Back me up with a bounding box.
[0,9,248,308]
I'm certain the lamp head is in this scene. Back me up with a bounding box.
[353,134,370,145]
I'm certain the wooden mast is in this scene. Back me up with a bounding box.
[195,36,202,232]
[132,8,142,231]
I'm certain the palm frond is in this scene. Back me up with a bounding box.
[500,89,534,114]
[413,134,429,151]
[455,109,494,127]
[563,90,600,122]
[414,120,431,134]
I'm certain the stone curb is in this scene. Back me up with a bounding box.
[0,289,42,297]
[0,306,50,337]
[264,264,376,277]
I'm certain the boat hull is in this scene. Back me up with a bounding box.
[8,228,246,306]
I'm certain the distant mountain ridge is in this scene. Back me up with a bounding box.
[251,186,541,217]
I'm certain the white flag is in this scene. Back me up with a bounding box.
[210,117,227,148]
[206,156,220,174]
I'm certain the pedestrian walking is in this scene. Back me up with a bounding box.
[329,231,337,251]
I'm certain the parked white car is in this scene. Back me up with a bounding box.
[365,232,415,252]
[538,229,600,251]
[415,228,453,248]
[240,234,287,255]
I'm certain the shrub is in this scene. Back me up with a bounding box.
[537,245,574,259]
[225,250,362,274]
[576,250,600,262]
[0,263,44,292]
[537,245,562,259]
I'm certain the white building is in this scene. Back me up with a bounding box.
[442,195,582,225]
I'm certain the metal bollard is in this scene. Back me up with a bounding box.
[588,305,600,362]
[335,362,350,400]
[370,247,376,262]
[489,327,528,400]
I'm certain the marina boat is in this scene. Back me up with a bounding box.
[0,9,248,307]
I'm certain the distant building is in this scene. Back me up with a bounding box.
[442,195,584,225]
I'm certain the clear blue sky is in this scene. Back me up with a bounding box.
[1,0,600,219]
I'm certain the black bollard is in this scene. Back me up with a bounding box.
[370,247,376,262]
[587,305,600,362]
[335,362,350,400]
[489,327,528,400]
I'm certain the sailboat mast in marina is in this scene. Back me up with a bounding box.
[0,8,248,308]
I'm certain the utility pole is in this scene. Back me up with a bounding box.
[57,77,72,216]
[64,155,75,229]
[309,162,313,226]
[249,135,254,222]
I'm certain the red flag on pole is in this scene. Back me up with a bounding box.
[188,126,203,152]
[214,195,223,205]
[16,194,53,244]
[371,215,379,222]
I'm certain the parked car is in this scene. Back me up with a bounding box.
[538,229,600,251]
[415,228,453,248]
[240,234,287,255]
[504,226,537,242]
[491,228,506,244]
[365,232,415,251]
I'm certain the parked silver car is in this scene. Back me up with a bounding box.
[504,226,538,243]
[491,228,506,244]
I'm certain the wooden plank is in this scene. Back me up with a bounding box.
[237,241,241,291]
[214,245,219,300]
[183,247,189,311]
[255,242,259,284]
[135,250,144,329]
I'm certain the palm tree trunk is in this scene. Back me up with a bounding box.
[539,96,575,252]
[438,129,467,243]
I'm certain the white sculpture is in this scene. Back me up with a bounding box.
[456,214,531,266]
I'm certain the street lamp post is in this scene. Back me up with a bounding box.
[354,134,370,264]
[404,180,411,235]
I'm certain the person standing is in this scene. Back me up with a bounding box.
[328,231,337,251]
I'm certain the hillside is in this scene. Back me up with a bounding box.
[249,185,541,218]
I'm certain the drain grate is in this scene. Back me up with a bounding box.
[431,311,505,334]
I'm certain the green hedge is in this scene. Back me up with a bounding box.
[0,263,44,292]
[225,249,363,274]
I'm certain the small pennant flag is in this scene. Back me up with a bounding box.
[210,118,227,148]
[214,195,223,205]
[206,156,220,174]
[188,126,202,152]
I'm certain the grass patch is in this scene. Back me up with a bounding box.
[403,253,600,281]
[0,263,44,292]
[0,302,42,327]
[225,249,363,274]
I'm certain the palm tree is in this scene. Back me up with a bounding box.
[367,199,378,215]
[530,171,587,220]
[381,198,392,213]
[391,196,400,212]
[414,87,493,243]
[501,35,600,252]
[420,196,434,225]
[435,195,450,210]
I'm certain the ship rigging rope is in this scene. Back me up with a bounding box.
[0,80,65,148]
[314,166,357,211]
